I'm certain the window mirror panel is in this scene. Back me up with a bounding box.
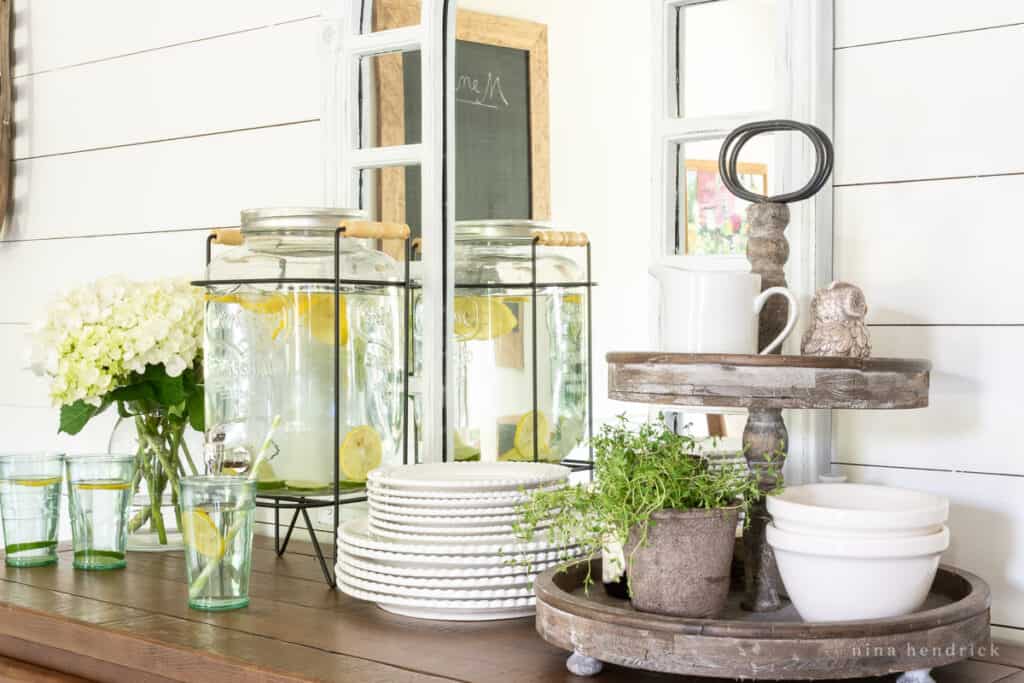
[677,0,776,118]
[359,50,424,149]
[674,135,774,256]
[358,165,422,257]
[362,0,421,32]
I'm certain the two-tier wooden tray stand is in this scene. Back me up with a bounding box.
[534,191,991,680]
[533,352,991,682]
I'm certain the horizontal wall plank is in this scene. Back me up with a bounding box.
[837,464,1024,630]
[835,25,1024,185]
[7,122,321,241]
[834,326,1023,476]
[13,19,320,159]
[0,405,118,454]
[13,0,320,77]
[0,231,212,325]
[835,0,1024,47]
[0,325,46,408]
[834,175,1024,324]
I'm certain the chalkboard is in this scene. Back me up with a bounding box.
[400,40,533,239]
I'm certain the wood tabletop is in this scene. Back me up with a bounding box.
[0,538,1019,683]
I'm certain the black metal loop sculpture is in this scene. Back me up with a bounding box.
[718,120,834,204]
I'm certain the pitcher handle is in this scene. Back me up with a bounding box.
[754,287,799,355]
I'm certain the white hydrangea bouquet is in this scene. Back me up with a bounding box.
[30,276,205,547]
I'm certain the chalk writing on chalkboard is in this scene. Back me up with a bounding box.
[455,72,511,110]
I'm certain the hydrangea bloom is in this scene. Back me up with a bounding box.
[30,277,204,407]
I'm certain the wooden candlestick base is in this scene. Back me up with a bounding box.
[742,407,788,612]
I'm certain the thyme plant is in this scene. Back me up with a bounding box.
[514,415,780,587]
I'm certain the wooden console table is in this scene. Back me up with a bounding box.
[0,541,1020,682]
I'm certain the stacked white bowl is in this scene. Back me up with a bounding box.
[336,462,581,621]
[766,483,950,622]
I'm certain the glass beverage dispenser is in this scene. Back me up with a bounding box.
[444,220,592,464]
[201,208,407,491]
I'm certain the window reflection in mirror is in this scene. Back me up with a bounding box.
[674,136,772,257]
[676,0,777,119]
[359,49,423,150]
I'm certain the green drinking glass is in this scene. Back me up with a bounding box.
[66,454,135,570]
[181,476,256,611]
[0,453,65,567]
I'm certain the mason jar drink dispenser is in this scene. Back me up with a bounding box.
[445,220,592,464]
[201,208,408,490]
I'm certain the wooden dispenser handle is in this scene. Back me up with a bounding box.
[340,220,411,240]
[210,228,243,246]
[532,230,589,247]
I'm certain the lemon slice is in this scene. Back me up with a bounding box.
[339,425,382,482]
[12,477,61,487]
[297,293,348,345]
[453,296,480,341]
[255,461,285,490]
[473,299,518,340]
[453,432,481,462]
[284,480,330,491]
[498,447,528,462]
[513,411,552,460]
[182,509,224,559]
[75,480,130,490]
[207,293,290,340]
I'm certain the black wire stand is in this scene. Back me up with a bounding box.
[445,235,596,477]
[194,228,412,587]
[194,229,596,587]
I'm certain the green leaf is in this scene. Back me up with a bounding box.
[144,364,186,406]
[109,382,157,404]
[187,384,205,432]
[59,399,109,435]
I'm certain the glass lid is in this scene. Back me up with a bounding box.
[241,207,367,236]
[455,219,554,241]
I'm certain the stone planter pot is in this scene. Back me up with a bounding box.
[625,506,740,618]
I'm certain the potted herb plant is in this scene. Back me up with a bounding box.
[515,416,771,618]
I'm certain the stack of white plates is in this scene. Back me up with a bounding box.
[336,462,580,621]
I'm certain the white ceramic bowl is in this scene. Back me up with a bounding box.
[767,483,948,538]
[767,523,949,622]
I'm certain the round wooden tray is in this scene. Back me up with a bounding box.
[606,352,931,410]
[535,560,990,681]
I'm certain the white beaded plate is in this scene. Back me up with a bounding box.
[369,500,521,517]
[341,517,573,556]
[368,509,521,528]
[337,568,535,600]
[337,579,536,621]
[366,483,564,506]
[367,515,549,537]
[336,559,536,589]
[336,550,568,579]
[368,462,569,492]
[366,522,524,545]
[337,539,583,569]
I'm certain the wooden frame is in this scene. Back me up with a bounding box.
[373,0,550,258]
[681,159,768,256]
[651,0,835,477]
[0,0,11,235]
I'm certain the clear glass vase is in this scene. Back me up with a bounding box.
[108,412,203,552]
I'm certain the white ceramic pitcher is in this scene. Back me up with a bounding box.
[649,258,798,355]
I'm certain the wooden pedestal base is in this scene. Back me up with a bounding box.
[742,407,788,612]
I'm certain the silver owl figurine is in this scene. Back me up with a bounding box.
[801,281,871,359]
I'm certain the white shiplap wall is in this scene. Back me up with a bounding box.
[833,0,1024,643]
[0,0,348,543]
